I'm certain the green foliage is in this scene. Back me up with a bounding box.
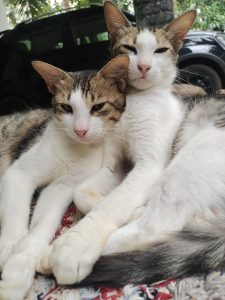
[64,0,133,11]
[176,0,225,31]
[4,0,50,17]
[4,0,133,26]
[117,0,133,12]
[4,0,53,25]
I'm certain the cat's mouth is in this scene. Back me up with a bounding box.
[131,76,149,82]
[74,134,101,145]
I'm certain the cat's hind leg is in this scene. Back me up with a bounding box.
[0,177,74,300]
[104,126,225,254]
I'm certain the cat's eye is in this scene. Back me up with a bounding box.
[60,104,73,114]
[123,44,137,54]
[154,47,169,54]
[91,102,105,113]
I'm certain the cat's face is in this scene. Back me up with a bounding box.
[104,1,196,90]
[117,27,177,90]
[32,56,129,144]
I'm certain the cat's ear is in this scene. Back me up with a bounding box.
[32,61,70,94]
[99,54,129,92]
[104,0,131,41]
[164,10,196,52]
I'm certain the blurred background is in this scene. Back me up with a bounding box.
[1,0,225,31]
[0,0,225,116]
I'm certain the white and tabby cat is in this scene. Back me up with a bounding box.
[37,4,195,288]
[74,2,225,288]
[0,56,129,300]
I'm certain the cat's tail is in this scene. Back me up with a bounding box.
[77,226,225,287]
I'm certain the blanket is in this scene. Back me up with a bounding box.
[25,205,225,300]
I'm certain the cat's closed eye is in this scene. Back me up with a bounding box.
[91,102,105,114]
[123,44,137,54]
[59,103,73,114]
[154,47,169,54]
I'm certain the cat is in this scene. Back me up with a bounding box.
[104,0,205,99]
[0,55,129,300]
[77,96,225,287]
[36,3,196,289]
[72,3,225,288]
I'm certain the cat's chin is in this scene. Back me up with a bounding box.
[70,135,102,145]
[129,78,155,90]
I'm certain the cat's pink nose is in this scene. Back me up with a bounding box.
[75,129,87,137]
[138,64,151,76]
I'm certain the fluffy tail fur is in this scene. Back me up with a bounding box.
[77,227,225,287]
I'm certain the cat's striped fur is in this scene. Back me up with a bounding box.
[0,110,51,171]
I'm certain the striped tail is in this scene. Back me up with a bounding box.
[77,228,225,287]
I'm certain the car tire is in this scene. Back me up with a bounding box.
[180,64,222,95]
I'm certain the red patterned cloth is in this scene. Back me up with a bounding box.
[25,205,176,300]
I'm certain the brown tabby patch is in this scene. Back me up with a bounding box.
[0,109,51,170]
[110,26,139,57]
[111,25,177,63]
[53,70,126,125]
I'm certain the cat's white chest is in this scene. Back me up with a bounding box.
[118,90,183,163]
[118,95,158,153]
[32,127,104,185]
[51,140,104,182]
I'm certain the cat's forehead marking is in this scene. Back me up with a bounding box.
[91,94,95,102]
[70,88,88,115]
[70,88,82,104]
[137,29,157,52]
[71,71,96,97]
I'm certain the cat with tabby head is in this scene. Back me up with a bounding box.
[0,55,129,300]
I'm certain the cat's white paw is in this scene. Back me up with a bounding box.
[0,280,28,300]
[36,245,54,275]
[103,223,140,254]
[38,228,103,284]
[74,187,104,214]
[1,252,36,300]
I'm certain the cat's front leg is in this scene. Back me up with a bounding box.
[37,211,115,284]
[0,179,74,300]
[0,163,36,270]
[38,162,162,284]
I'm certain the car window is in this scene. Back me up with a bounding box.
[184,36,214,47]
[15,33,32,52]
[71,17,108,45]
[215,34,225,50]
[5,31,32,53]
[31,24,64,53]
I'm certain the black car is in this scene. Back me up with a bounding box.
[0,6,225,115]
[178,31,225,95]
